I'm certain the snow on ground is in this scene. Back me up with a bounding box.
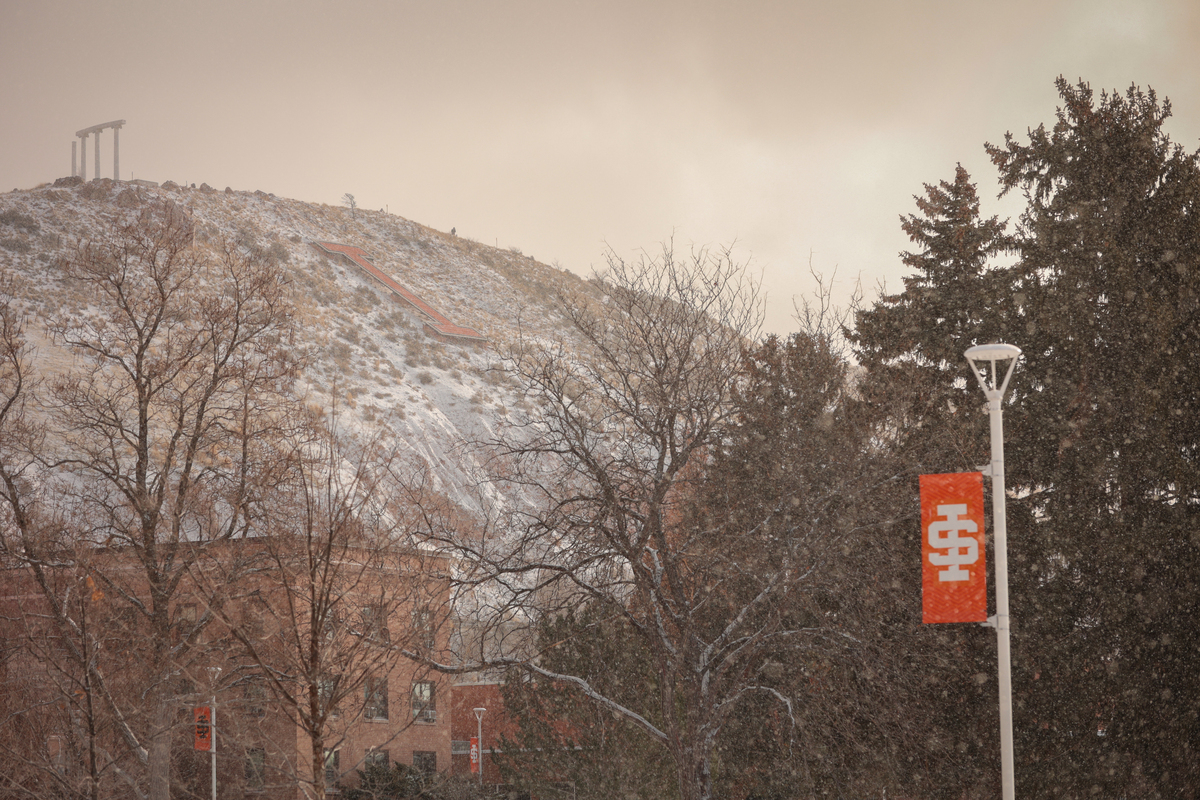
[0,178,596,519]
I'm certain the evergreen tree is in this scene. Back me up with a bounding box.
[846,167,1018,797]
[853,77,1200,795]
[494,610,678,800]
[496,327,994,798]
[986,77,1200,795]
[849,163,1014,468]
[490,307,980,798]
[708,330,997,798]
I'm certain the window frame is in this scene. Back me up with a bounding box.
[323,748,340,787]
[245,747,267,792]
[318,673,341,717]
[411,607,435,653]
[364,674,389,721]
[361,604,390,644]
[363,748,389,771]
[410,680,436,722]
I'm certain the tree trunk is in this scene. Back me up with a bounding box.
[148,698,171,800]
[675,748,713,800]
[310,733,327,800]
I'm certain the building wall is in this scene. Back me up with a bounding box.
[449,679,513,786]
[0,541,454,800]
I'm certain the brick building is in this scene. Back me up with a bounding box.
[0,539,454,800]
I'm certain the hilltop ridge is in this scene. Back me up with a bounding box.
[0,178,596,515]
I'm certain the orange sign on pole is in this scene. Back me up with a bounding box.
[469,736,479,773]
[194,707,212,751]
[920,472,987,623]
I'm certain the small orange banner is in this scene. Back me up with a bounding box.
[194,707,212,751]
[469,737,479,773]
[920,472,987,623]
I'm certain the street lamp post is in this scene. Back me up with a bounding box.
[207,667,222,800]
[965,343,1021,800]
[473,707,486,787]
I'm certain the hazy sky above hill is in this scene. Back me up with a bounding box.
[2,0,1198,333]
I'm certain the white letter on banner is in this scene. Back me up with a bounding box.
[927,503,978,581]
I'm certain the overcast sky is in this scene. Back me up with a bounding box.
[3,0,1198,334]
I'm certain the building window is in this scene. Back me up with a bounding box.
[411,680,436,722]
[361,604,389,643]
[172,603,198,643]
[324,749,340,786]
[47,736,65,774]
[318,674,340,716]
[244,681,267,719]
[412,751,436,775]
[242,600,266,641]
[245,748,266,791]
[364,675,388,720]
[363,749,389,770]
[323,607,344,643]
[412,608,435,653]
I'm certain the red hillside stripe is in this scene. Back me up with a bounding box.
[314,241,488,343]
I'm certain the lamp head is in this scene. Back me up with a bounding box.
[965,343,1022,363]
[964,342,1021,399]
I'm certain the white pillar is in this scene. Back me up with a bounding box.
[94,131,101,180]
[80,134,87,179]
[113,126,120,182]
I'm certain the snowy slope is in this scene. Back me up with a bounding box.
[0,177,598,517]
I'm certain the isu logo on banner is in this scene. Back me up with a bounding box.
[194,707,212,752]
[920,472,987,623]
[469,736,480,773]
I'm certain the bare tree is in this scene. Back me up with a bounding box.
[193,407,452,800]
[425,241,855,800]
[0,276,124,800]
[0,201,298,800]
[1,550,114,800]
[342,193,357,218]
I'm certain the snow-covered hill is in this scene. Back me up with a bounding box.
[0,177,598,516]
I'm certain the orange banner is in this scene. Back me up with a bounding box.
[920,472,987,623]
[194,707,212,751]
[469,737,479,773]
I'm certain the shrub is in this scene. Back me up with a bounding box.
[339,759,425,800]
[0,210,39,233]
[267,240,290,263]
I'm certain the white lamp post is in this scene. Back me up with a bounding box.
[964,343,1021,800]
[207,666,222,800]
[473,707,486,787]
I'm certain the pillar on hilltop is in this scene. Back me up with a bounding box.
[75,120,126,181]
